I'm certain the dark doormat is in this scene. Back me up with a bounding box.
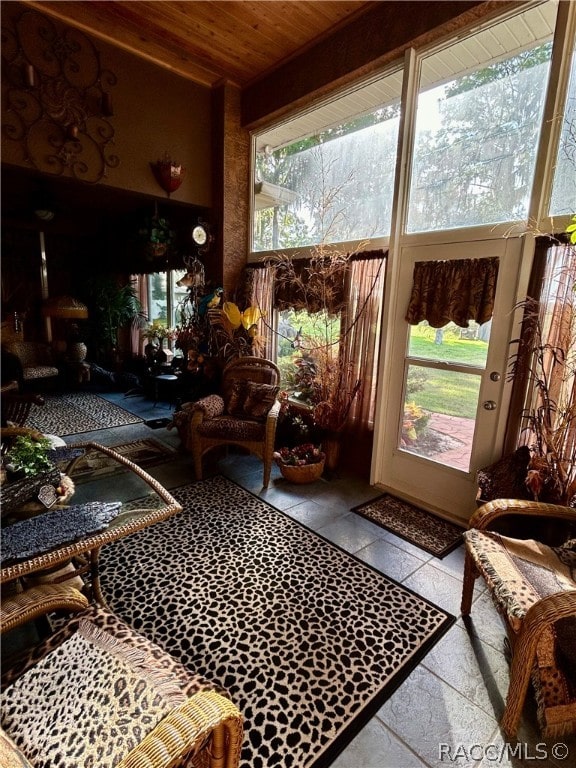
[144,417,172,429]
[351,493,464,558]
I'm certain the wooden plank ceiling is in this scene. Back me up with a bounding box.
[24,1,375,88]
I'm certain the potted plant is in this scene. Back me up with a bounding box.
[4,434,53,478]
[273,443,326,483]
[139,204,175,258]
[80,276,147,364]
[507,264,576,505]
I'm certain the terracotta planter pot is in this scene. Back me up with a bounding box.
[277,459,325,484]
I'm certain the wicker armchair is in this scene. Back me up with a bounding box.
[461,499,576,738]
[172,357,280,488]
[2,340,59,390]
[1,390,44,428]
[1,592,243,768]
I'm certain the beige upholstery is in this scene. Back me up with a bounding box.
[2,341,59,388]
[461,499,576,738]
[172,357,280,488]
[1,596,243,768]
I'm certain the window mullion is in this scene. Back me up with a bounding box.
[529,0,576,228]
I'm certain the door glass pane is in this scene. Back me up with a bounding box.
[402,319,489,471]
[402,365,481,471]
[408,320,490,366]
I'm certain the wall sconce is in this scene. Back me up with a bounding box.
[150,154,186,197]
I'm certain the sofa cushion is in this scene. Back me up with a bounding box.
[1,619,187,768]
[464,528,576,736]
[464,530,575,628]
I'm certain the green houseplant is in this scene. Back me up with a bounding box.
[5,434,53,478]
[81,276,147,364]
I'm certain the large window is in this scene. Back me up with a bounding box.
[550,44,576,217]
[253,70,402,251]
[407,40,553,232]
[252,1,571,251]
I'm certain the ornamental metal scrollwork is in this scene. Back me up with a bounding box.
[1,9,119,183]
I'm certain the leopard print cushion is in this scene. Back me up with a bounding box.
[1,603,221,699]
[1,619,187,768]
[22,366,59,381]
[242,382,279,420]
[224,379,248,416]
[192,394,225,419]
[197,415,265,440]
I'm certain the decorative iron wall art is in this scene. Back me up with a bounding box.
[1,8,119,183]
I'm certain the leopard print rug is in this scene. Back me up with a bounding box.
[99,476,455,768]
[27,392,142,436]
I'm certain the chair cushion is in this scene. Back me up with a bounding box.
[22,366,59,381]
[1,619,187,768]
[198,415,266,441]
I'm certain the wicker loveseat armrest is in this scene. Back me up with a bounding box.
[119,689,243,768]
[502,589,576,738]
[469,499,575,532]
[1,583,89,635]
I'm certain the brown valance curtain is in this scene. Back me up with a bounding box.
[405,257,499,328]
[273,249,386,314]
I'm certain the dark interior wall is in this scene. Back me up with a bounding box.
[1,2,214,334]
[1,2,212,206]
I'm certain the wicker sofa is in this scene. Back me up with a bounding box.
[1,590,243,768]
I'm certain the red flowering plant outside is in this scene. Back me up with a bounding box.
[273,443,325,467]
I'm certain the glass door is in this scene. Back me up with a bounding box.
[372,235,530,522]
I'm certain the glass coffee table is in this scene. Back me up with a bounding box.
[1,442,181,613]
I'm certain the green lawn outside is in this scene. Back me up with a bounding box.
[407,330,487,418]
[407,366,481,419]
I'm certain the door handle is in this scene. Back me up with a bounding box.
[483,400,497,411]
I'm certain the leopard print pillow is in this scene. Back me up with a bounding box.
[1,619,186,768]
[242,382,279,420]
[224,379,248,416]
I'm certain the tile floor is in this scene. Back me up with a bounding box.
[4,389,575,768]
